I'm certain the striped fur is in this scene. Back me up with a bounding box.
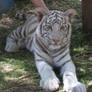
[33,10,73,67]
[33,9,86,92]
[5,7,48,52]
[5,14,39,52]
[5,8,76,66]
[5,9,87,92]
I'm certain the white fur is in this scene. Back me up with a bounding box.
[53,48,71,67]
[5,38,19,52]
[5,9,87,92]
[36,61,60,91]
[60,61,87,92]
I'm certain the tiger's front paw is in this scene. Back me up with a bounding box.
[40,78,60,92]
[63,82,87,92]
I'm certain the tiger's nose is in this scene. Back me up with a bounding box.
[53,40,59,44]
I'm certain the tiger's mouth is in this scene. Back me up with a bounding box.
[47,39,61,46]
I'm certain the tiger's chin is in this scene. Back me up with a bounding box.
[49,45,61,50]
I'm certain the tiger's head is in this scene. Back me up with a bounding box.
[37,9,76,48]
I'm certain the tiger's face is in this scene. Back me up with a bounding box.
[39,9,76,48]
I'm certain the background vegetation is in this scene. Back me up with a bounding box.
[0,0,92,92]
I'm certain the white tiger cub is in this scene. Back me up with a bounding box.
[5,8,87,92]
[33,9,87,92]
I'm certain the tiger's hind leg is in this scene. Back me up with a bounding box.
[36,61,60,92]
[5,25,26,53]
[60,61,87,92]
[5,37,20,52]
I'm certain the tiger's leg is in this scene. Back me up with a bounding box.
[36,61,60,91]
[60,61,87,92]
[5,25,25,52]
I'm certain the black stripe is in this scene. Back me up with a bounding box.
[17,26,23,38]
[33,38,53,64]
[52,44,69,57]
[35,37,45,52]
[28,20,38,28]
[35,59,54,67]
[40,39,50,53]
[28,27,36,34]
[8,34,15,40]
[34,50,51,62]
[35,51,44,59]
[40,23,43,36]
[56,51,69,62]
[23,28,26,37]
[35,34,50,55]
[28,37,33,48]
[54,43,69,53]
[11,31,15,38]
[61,59,71,67]
[18,27,23,38]
[15,29,21,38]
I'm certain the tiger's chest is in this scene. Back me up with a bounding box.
[47,44,70,67]
[33,33,70,67]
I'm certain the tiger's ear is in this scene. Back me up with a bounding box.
[28,7,49,21]
[64,9,77,23]
[35,7,49,21]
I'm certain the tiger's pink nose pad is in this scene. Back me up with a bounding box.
[53,40,59,44]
